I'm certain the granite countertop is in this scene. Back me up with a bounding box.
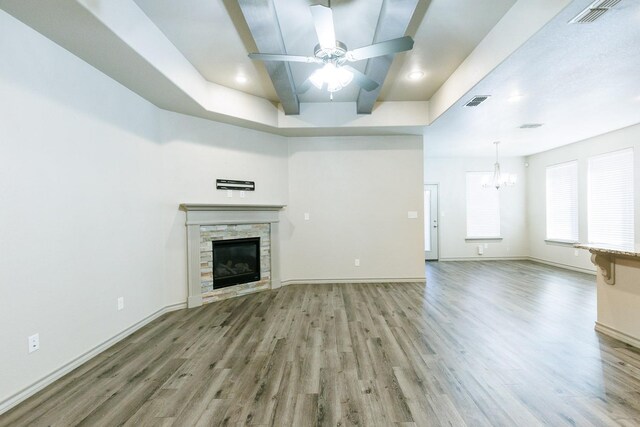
[575,243,640,258]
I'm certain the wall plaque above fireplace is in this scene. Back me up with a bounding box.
[212,237,261,289]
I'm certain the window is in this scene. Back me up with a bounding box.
[588,148,634,247]
[466,172,500,238]
[546,161,578,242]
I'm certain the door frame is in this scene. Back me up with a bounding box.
[424,183,439,260]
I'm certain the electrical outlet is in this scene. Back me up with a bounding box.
[226,190,233,198]
[574,249,579,257]
[240,191,246,198]
[354,259,360,267]
[28,333,39,353]
[117,297,124,311]
[304,213,310,221]
[478,245,484,255]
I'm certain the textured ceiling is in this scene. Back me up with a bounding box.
[423,0,640,157]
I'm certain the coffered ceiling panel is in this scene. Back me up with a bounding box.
[133,0,516,105]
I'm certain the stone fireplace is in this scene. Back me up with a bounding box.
[180,204,285,308]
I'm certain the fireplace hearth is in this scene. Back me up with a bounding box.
[212,237,260,289]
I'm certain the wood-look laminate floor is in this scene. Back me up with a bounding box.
[3,261,640,426]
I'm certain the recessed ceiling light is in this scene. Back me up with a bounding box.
[236,75,248,84]
[407,70,424,81]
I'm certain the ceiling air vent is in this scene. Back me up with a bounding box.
[465,95,490,107]
[570,0,621,24]
[520,123,544,129]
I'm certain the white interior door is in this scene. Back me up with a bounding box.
[424,184,439,260]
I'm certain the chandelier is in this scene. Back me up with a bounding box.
[482,141,517,189]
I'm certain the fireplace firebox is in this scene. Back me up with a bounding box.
[212,237,261,289]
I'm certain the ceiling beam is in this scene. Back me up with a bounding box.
[238,0,299,115]
[356,0,419,115]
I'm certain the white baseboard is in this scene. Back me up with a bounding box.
[281,277,426,286]
[0,302,186,416]
[527,257,596,275]
[595,322,640,349]
[438,256,528,262]
[437,256,596,276]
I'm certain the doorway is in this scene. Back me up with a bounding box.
[424,184,439,260]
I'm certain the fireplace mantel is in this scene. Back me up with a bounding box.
[180,204,286,225]
[180,204,286,308]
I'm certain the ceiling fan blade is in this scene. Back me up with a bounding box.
[248,53,319,63]
[346,36,414,62]
[310,5,337,49]
[343,65,379,92]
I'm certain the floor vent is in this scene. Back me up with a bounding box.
[570,0,621,23]
[465,96,490,107]
[520,123,544,129]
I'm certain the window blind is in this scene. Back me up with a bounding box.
[546,161,579,242]
[588,148,634,247]
[466,172,500,238]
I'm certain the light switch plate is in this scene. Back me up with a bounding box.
[407,211,418,219]
[354,259,360,267]
[304,213,310,221]
[117,297,124,311]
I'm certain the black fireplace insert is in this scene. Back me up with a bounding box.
[212,237,260,289]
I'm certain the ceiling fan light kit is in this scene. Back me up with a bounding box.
[310,63,354,92]
[248,4,414,98]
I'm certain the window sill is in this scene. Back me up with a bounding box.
[545,239,579,247]
[465,237,503,242]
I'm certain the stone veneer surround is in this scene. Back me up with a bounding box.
[180,204,285,308]
[200,223,270,301]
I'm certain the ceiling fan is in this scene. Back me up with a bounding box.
[248,3,414,97]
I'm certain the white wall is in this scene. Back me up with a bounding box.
[0,10,288,408]
[424,157,529,260]
[0,10,163,406]
[526,123,640,272]
[282,136,425,283]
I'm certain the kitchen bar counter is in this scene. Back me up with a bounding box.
[576,243,640,348]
